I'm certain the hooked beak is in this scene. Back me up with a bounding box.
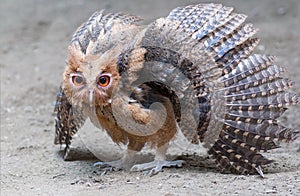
[89,89,94,107]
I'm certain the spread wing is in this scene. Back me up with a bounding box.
[54,86,86,158]
[116,3,299,175]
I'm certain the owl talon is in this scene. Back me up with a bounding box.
[93,160,123,171]
[130,160,184,175]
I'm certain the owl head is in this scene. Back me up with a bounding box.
[62,44,121,108]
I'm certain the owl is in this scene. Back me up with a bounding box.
[54,4,299,176]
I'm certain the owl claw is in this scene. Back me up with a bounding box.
[93,160,124,171]
[130,160,184,176]
[255,165,265,178]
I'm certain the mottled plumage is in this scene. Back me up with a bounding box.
[54,3,298,176]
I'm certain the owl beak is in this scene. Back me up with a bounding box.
[89,89,94,107]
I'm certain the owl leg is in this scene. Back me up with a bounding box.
[130,143,184,175]
[94,149,137,171]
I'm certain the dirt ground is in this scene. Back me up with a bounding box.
[1,0,300,195]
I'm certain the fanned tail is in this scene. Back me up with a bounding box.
[165,4,299,175]
[212,54,298,175]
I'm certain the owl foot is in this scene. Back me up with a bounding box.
[93,160,125,171]
[94,149,137,172]
[130,142,184,175]
[130,159,184,175]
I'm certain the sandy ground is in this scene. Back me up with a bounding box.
[1,0,300,195]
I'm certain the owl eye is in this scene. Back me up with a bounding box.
[71,74,85,86]
[97,74,111,87]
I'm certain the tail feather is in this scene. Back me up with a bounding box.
[227,93,298,109]
[218,38,259,74]
[174,4,222,31]
[208,143,242,174]
[209,139,269,174]
[227,108,286,121]
[224,76,284,95]
[221,133,261,153]
[238,65,284,86]
[212,24,257,58]
[178,4,219,32]
[192,6,234,40]
[203,13,247,49]
[225,113,279,124]
[223,123,279,151]
[168,4,205,23]
[224,119,296,141]
[225,79,294,101]
[218,138,273,168]
[222,55,274,86]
